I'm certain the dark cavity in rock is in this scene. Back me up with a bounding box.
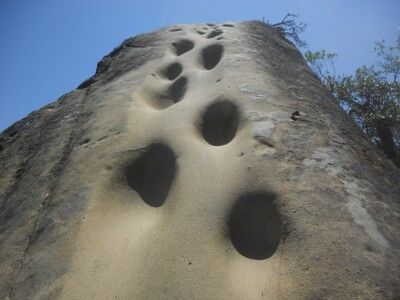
[172,39,194,56]
[165,76,187,104]
[146,76,188,110]
[201,44,223,70]
[81,138,90,145]
[161,62,183,80]
[126,143,176,207]
[228,192,282,260]
[206,29,223,39]
[200,100,239,146]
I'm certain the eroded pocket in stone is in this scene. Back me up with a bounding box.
[206,29,223,39]
[125,143,176,207]
[165,76,187,104]
[161,62,183,80]
[200,99,239,146]
[228,192,282,260]
[144,76,188,110]
[200,44,224,70]
[172,39,194,56]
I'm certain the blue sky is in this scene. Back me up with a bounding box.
[0,0,399,131]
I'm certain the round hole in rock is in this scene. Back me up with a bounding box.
[172,39,194,56]
[206,29,223,39]
[228,192,282,260]
[161,62,183,80]
[201,44,224,70]
[200,100,239,146]
[125,143,176,207]
[166,76,187,104]
[144,76,188,110]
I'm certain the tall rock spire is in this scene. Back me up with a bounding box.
[0,21,399,299]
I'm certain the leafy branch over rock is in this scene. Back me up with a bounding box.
[305,34,400,167]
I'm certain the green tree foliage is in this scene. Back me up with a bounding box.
[305,34,400,167]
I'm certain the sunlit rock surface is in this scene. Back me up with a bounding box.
[0,21,399,299]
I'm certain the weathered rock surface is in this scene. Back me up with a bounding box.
[0,21,399,299]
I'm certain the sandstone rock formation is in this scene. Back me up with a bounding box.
[0,21,399,299]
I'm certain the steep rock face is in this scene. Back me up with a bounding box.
[0,21,399,299]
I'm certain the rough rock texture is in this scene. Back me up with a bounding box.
[0,21,399,299]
